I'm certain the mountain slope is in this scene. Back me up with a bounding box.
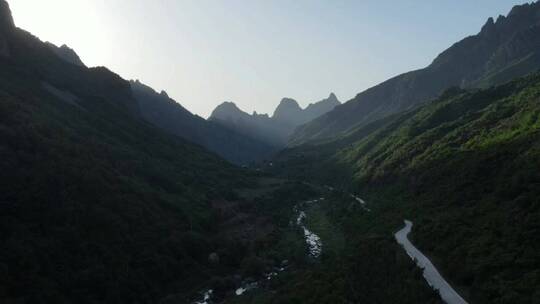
[290,1,540,145]
[273,74,540,303]
[46,42,86,67]
[273,93,341,127]
[210,101,290,146]
[130,80,276,164]
[210,93,340,146]
[0,2,265,302]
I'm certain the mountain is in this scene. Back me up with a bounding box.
[272,98,303,126]
[46,42,86,67]
[271,73,540,303]
[302,92,341,122]
[210,93,340,146]
[0,2,286,302]
[273,93,341,127]
[16,25,274,165]
[130,80,276,164]
[210,101,289,146]
[290,1,540,145]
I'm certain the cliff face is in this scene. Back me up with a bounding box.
[290,1,540,145]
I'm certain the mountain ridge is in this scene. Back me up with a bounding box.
[271,72,540,303]
[289,1,540,145]
[130,79,277,164]
[0,1,261,301]
[46,42,86,67]
[210,93,340,146]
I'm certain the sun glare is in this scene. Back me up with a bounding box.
[9,0,109,67]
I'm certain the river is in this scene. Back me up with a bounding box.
[192,198,324,303]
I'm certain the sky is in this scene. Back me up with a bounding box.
[8,0,527,118]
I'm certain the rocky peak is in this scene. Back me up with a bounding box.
[215,101,241,112]
[302,93,341,121]
[272,98,302,119]
[210,101,247,121]
[0,0,14,32]
[326,93,339,105]
[46,43,86,67]
[508,2,536,17]
[480,17,496,34]
[277,98,301,109]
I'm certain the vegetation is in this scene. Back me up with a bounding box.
[3,1,540,303]
[228,191,441,304]
[273,74,540,303]
[0,13,309,303]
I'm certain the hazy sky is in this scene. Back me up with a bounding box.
[9,0,525,117]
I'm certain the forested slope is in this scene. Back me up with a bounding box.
[273,74,540,303]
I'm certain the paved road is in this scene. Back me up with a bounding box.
[395,220,468,304]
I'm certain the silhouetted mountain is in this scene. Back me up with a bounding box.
[0,0,13,29]
[46,42,86,67]
[210,101,289,146]
[273,94,341,127]
[272,98,303,126]
[303,92,340,121]
[0,0,13,56]
[130,80,277,164]
[290,1,540,144]
[0,1,266,302]
[210,94,340,146]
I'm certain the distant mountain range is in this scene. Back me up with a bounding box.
[130,80,276,164]
[44,43,278,164]
[45,39,334,163]
[44,37,339,162]
[210,93,340,146]
[290,1,540,145]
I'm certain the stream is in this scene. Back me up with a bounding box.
[192,198,324,303]
[295,198,324,258]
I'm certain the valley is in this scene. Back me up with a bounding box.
[1,0,540,303]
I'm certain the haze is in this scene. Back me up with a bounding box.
[10,0,521,117]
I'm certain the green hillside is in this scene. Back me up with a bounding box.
[0,43,254,303]
[273,74,540,303]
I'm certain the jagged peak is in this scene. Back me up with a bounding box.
[216,101,240,109]
[0,0,14,31]
[274,97,302,111]
[481,17,495,32]
[46,42,86,67]
[278,97,301,107]
[210,101,250,121]
[130,79,165,97]
[508,1,535,17]
[328,92,339,102]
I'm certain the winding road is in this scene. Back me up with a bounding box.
[395,220,468,304]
